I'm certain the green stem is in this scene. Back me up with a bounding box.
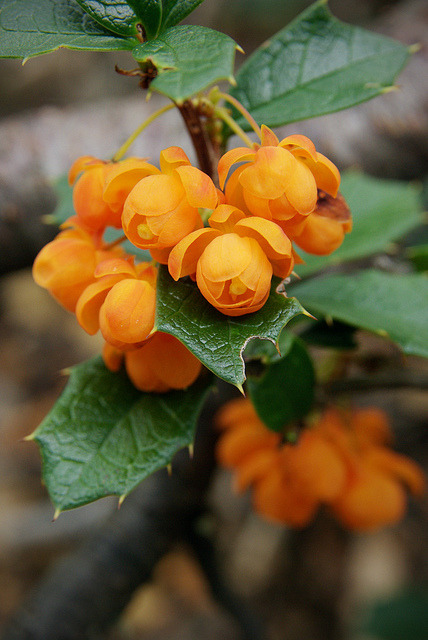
[214,90,262,140]
[214,106,255,149]
[113,103,175,161]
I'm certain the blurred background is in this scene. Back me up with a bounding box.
[0,1,427,639]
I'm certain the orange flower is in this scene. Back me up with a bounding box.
[76,257,157,349]
[219,126,342,247]
[293,191,352,255]
[168,204,294,316]
[122,147,218,261]
[216,399,425,531]
[32,221,122,312]
[69,155,159,232]
[103,332,202,393]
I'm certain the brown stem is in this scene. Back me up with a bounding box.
[177,100,219,183]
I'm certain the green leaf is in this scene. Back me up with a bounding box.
[231,0,410,129]
[290,269,428,358]
[299,319,357,349]
[33,357,212,512]
[126,0,162,39]
[406,244,428,272]
[155,266,305,389]
[358,588,428,640]
[247,336,315,432]
[296,172,424,278]
[132,25,238,103]
[161,0,205,30]
[75,0,139,37]
[0,0,136,59]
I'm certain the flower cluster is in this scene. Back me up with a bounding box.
[216,399,425,531]
[33,125,350,390]
[33,155,202,393]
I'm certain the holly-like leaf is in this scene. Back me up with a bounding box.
[155,266,306,389]
[0,0,136,59]
[231,0,411,130]
[296,172,424,278]
[290,269,428,358]
[247,336,315,432]
[32,357,212,512]
[75,0,139,37]
[132,25,238,103]
[160,0,205,30]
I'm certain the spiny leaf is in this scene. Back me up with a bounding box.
[0,0,136,59]
[231,0,410,129]
[132,25,239,103]
[33,357,212,511]
[290,269,428,358]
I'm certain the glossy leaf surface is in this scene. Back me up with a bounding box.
[247,336,315,432]
[75,0,139,36]
[231,0,410,129]
[132,25,238,102]
[0,0,135,59]
[33,357,212,511]
[290,269,428,358]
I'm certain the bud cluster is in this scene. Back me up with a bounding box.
[216,399,425,531]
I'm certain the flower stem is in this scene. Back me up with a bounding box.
[113,102,175,161]
[210,89,262,140]
[102,234,127,250]
[214,106,255,149]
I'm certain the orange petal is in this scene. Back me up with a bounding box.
[331,464,406,531]
[216,425,280,468]
[208,204,246,232]
[215,397,262,431]
[76,275,124,334]
[294,214,345,256]
[284,431,347,502]
[239,146,297,200]
[150,245,172,265]
[95,257,136,279]
[234,217,292,261]
[224,164,252,214]
[352,408,393,447]
[299,153,340,197]
[103,158,160,213]
[235,449,282,492]
[140,332,202,389]
[285,160,317,214]
[254,467,318,527]
[243,190,274,219]
[168,227,220,280]
[159,146,191,174]
[68,155,103,185]
[364,448,426,497]
[99,279,156,345]
[218,146,256,190]
[279,134,317,161]
[102,342,124,372]
[260,125,279,147]
[176,165,218,209]
[198,234,254,282]
[125,344,169,392]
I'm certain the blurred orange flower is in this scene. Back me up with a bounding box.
[122,147,218,261]
[216,399,425,531]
